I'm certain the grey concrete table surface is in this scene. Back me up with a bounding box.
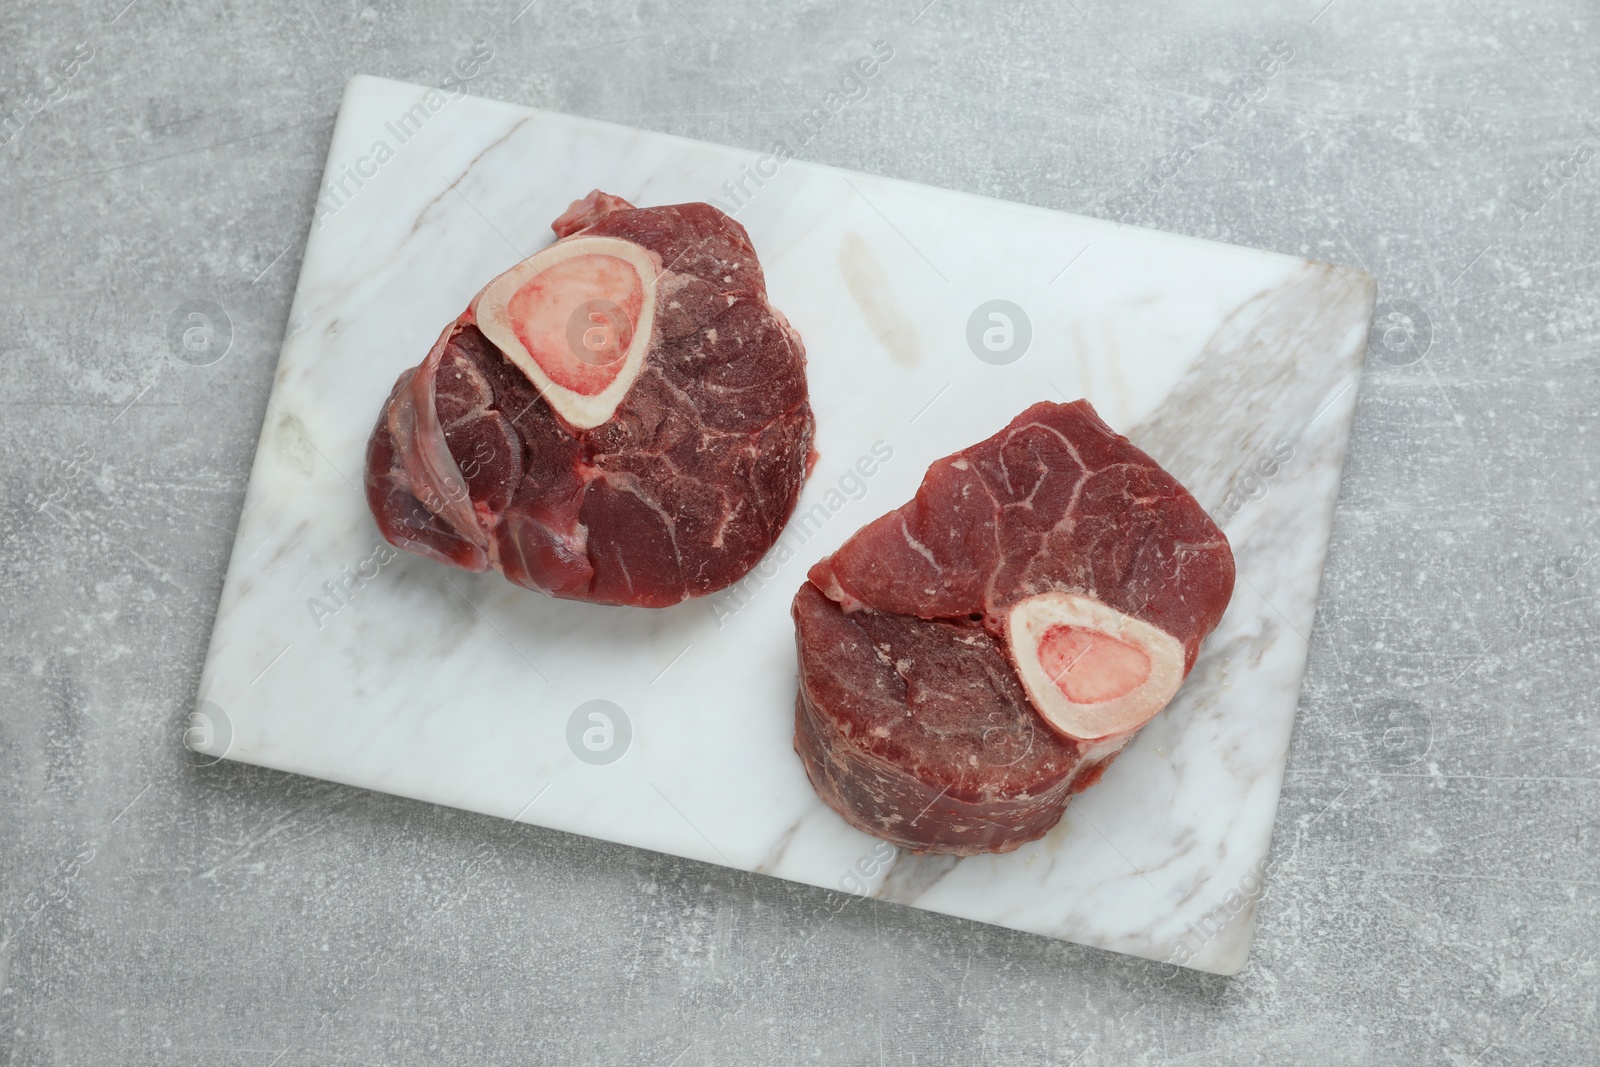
[2,0,1596,1063]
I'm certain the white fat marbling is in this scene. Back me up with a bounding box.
[196,76,1375,975]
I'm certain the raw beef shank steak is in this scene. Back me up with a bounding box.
[366,191,815,607]
[794,400,1234,854]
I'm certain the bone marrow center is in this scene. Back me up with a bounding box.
[471,235,661,430]
[1037,624,1152,704]
[1006,592,1185,743]
[507,254,642,394]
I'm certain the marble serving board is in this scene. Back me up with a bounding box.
[195,75,1374,975]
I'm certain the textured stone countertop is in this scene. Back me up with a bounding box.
[2,1,1596,1064]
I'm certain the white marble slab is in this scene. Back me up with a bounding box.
[194,76,1374,975]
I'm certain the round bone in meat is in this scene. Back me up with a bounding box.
[471,237,658,429]
[1006,592,1185,756]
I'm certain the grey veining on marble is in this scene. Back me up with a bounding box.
[3,0,1599,1063]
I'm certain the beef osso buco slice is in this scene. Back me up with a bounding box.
[366,191,816,607]
[794,401,1235,855]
